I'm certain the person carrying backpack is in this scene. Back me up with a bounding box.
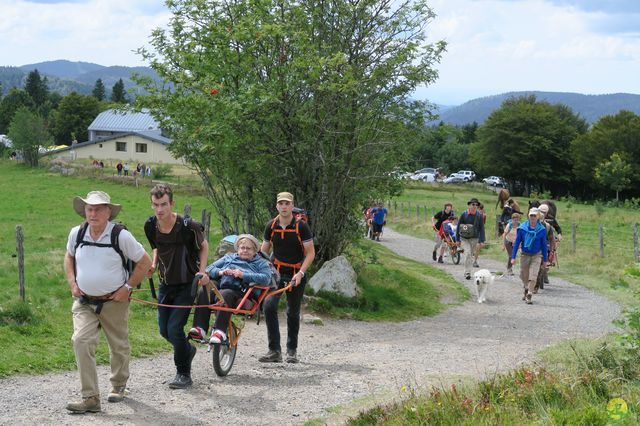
[144,184,210,389]
[456,197,486,280]
[63,191,151,413]
[259,192,315,363]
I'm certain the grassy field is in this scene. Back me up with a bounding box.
[0,160,468,377]
[386,180,640,307]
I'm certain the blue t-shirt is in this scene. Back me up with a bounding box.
[371,207,388,225]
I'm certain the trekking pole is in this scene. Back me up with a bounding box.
[149,277,157,300]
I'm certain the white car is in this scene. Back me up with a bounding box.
[410,167,437,181]
[443,174,465,184]
[482,176,505,186]
[456,170,475,182]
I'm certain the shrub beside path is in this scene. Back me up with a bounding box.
[0,228,620,425]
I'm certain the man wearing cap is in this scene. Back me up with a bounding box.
[456,198,486,280]
[63,191,151,413]
[145,183,209,389]
[536,204,556,289]
[260,191,315,363]
[511,207,548,304]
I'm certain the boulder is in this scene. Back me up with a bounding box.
[308,255,358,298]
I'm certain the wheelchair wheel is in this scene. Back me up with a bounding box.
[451,248,461,265]
[212,324,238,377]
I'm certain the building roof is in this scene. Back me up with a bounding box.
[88,109,160,133]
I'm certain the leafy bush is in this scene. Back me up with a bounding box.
[0,302,39,326]
[152,164,173,179]
[594,201,605,216]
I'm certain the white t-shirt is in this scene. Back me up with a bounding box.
[67,222,147,296]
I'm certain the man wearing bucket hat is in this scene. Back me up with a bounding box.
[63,191,151,413]
[511,207,549,304]
[260,191,315,363]
[456,197,486,280]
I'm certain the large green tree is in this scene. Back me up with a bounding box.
[110,78,127,103]
[92,78,106,101]
[0,88,34,134]
[470,95,587,195]
[8,107,51,167]
[137,0,445,262]
[571,110,640,198]
[594,153,633,201]
[49,92,102,144]
[24,69,49,107]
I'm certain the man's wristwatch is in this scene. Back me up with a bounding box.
[299,270,305,277]
[124,283,134,293]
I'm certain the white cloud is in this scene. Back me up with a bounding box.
[0,0,171,67]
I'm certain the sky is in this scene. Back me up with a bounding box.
[1,0,639,105]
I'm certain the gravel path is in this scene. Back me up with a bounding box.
[0,228,621,425]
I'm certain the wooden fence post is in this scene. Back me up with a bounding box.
[571,223,576,254]
[400,203,403,218]
[16,225,25,302]
[634,223,639,263]
[424,205,428,222]
[599,224,604,258]
[495,214,501,237]
[183,204,191,218]
[416,205,419,219]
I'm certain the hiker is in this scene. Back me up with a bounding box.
[63,191,151,413]
[502,212,521,275]
[116,162,123,176]
[536,204,556,290]
[123,162,129,176]
[472,202,487,268]
[259,192,315,363]
[144,183,209,389]
[191,234,272,345]
[370,202,388,241]
[456,197,486,280]
[432,203,454,263]
[511,207,549,304]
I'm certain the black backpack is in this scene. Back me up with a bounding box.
[144,214,204,270]
[73,222,135,277]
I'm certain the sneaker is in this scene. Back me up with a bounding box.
[473,261,479,268]
[286,350,298,364]
[437,256,444,264]
[258,350,282,363]
[507,269,514,276]
[465,273,471,280]
[209,329,227,344]
[66,396,101,413]
[168,373,193,389]
[188,326,207,341]
[522,288,528,301]
[526,292,533,305]
[107,386,126,403]
[432,250,437,261]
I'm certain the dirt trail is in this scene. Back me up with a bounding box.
[0,228,620,425]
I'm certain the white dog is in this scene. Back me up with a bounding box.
[473,269,494,303]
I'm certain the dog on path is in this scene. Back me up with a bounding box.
[473,269,494,303]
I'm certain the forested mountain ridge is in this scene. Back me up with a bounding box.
[433,91,640,125]
[0,60,159,96]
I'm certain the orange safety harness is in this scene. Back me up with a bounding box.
[269,216,305,274]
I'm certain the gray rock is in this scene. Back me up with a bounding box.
[309,255,359,298]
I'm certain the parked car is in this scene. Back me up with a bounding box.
[456,170,476,182]
[410,167,437,181]
[421,173,436,183]
[482,176,506,187]
[443,174,465,184]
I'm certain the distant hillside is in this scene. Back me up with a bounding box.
[433,91,640,125]
[0,60,160,97]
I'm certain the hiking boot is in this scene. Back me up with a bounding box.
[437,256,444,264]
[258,350,282,363]
[209,329,227,345]
[465,273,471,280]
[188,326,207,342]
[286,350,298,364]
[473,261,479,268]
[432,250,437,261]
[107,386,126,403]
[66,396,101,413]
[507,268,514,276]
[169,373,193,389]
[526,292,533,305]
[522,288,528,301]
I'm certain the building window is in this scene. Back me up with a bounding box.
[116,142,127,152]
[135,143,148,153]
